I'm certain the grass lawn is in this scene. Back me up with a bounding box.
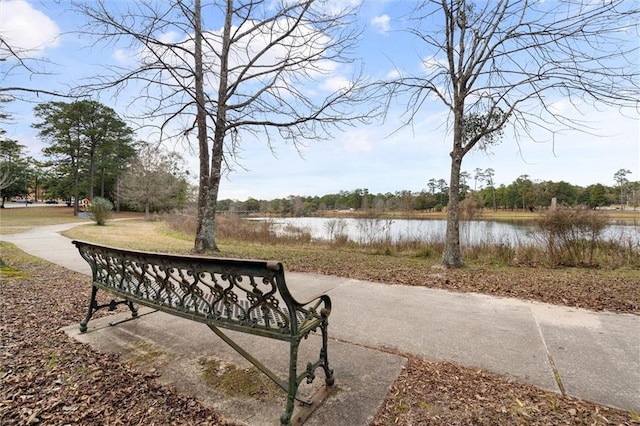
[0,206,143,234]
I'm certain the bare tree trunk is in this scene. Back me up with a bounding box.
[73,167,80,216]
[441,98,465,268]
[442,164,463,267]
[115,175,120,212]
[100,166,105,198]
[88,152,95,201]
[199,0,233,253]
[193,0,215,253]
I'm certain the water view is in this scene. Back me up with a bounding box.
[257,217,640,246]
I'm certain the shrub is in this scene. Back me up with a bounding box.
[163,212,197,234]
[459,196,483,221]
[90,197,114,226]
[324,219,349,246]
[356,218,393,245]
[512,244,544,266]
[535,207,608,266]
[220,215,279,242]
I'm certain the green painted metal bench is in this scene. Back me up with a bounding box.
[73,240,335,425]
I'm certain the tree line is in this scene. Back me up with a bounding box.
[220,171,638,216]
[1,97,635,221]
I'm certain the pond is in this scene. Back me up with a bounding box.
[255,217,640,246]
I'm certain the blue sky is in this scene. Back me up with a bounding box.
[1,0,639,201]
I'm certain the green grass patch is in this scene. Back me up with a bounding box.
[200,358,281,401]
[0,256,29,278]
[0,207,143,233]
[62,219,193,254]
[126,341,167,366]
[46,352,60,370]
[0,206,86,229]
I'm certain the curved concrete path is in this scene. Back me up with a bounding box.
[1,223,638,419]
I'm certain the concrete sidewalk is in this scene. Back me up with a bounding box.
[1,223,638,422]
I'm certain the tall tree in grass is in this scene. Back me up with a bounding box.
[74,0,371,253]
[33,100,135,215]
[385,0,640,268]
[613,169,632,210]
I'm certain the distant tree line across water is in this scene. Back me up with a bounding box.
[218,173,638,216]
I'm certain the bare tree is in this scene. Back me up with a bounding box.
[384,0,640,268]
[74,0,370,253]
[118,142,188,219]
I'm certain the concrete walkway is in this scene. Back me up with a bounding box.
[1,223,638,422]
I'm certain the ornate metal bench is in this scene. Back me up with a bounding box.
[73,240,335,425]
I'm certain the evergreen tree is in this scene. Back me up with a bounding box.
[33,100,135,214]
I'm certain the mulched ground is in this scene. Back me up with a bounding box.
[0,245,233,426]
[1,242,637,425]
[230,246,640,314]
[373,355,638,425]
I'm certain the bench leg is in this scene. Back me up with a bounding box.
[281,339,301,425]
[320,319,335,386]
[80,285,99,332]
[127,300,139,318]
[283,321,335,425]
[79,286,139,333]
[300,319,335,386]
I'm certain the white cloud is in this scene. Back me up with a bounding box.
[548,100,567,114]
[314,0,361,18]
[320,76,352,92]
[421,55,447,74]
[386,69,401,79]
[113,49,133,64]
[0,0,60,58]
[341,129,374,153]
[371,15,391,33]
[158,31,181,44]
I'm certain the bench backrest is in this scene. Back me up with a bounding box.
[73,240,308,337]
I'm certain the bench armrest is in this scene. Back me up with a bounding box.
[298,293,332,317]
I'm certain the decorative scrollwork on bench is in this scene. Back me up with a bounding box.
[73,240,334,426]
